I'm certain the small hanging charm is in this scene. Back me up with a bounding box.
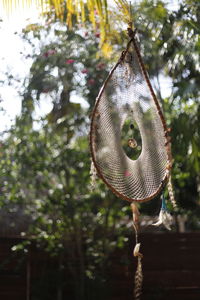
[128,138,137,148]
[152,195,173,230]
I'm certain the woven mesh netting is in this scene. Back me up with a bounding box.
[90,39,170,202]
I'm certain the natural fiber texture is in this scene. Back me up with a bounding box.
[134,257,143,300]
[167,174,177,209]
[152,208,173,230]
[90,32,171,202]
[131,204,143,300]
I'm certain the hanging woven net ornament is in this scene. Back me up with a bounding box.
[89,26,176,299]
[90,28,174,203]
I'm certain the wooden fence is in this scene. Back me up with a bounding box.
[0,233,200,299]
[109,233,200,300]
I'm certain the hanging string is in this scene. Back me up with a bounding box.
[130,203,143,300]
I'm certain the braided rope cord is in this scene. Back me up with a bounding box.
[131,203,143,300]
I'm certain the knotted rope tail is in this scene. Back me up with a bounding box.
[131,203,143,300]
[134,256,143,300]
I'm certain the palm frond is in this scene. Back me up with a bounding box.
[2,0,125,56]
[114,0,133,27]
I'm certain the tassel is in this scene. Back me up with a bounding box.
[133,243,143,300]
[152,196,173,230]
[134,256,143,300]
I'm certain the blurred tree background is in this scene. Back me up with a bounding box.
[0,0,199,299]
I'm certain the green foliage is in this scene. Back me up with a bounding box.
[0,21,129,299]
[21,21,109,114]
[0,121,129,299]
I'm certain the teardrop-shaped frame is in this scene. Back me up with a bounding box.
[90,32,172,202]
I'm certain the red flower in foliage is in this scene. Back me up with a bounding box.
[43,49,56,58]
[96,63,105,70]
[65,59,75,64]
[81,68,89,74]
[95,33,100,38]
[88,79,95,85]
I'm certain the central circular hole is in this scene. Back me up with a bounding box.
[121,119,142,160]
